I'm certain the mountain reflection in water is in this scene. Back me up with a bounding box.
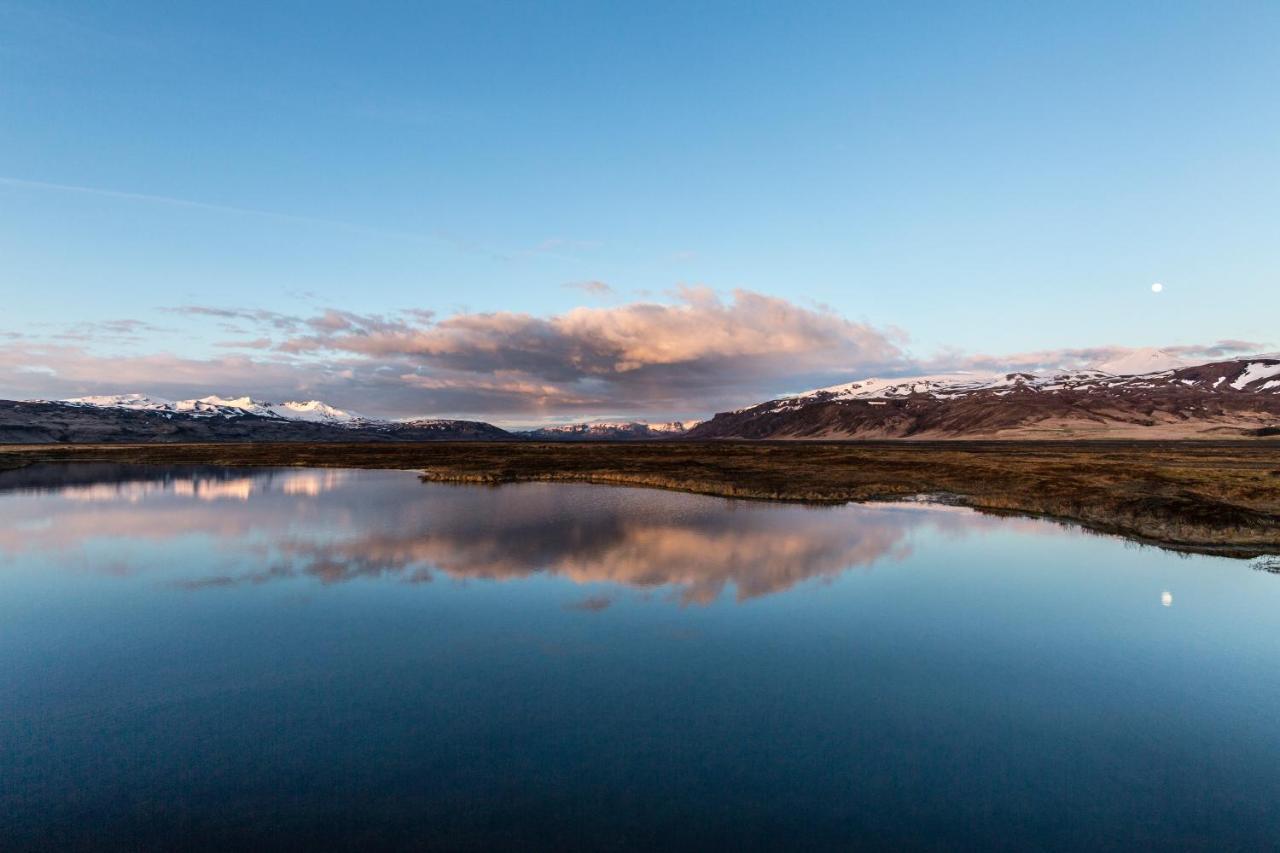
[6,463,1280,850]
[0,463,1051,604]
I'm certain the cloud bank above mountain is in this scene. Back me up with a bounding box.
[0,288,1267,422]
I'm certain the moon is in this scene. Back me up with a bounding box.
[1151,282,1164,293]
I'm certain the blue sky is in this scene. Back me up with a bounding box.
[1,1,1277,421]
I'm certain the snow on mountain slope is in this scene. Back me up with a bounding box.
[776,357,1280,408]
[1230,362,1280,391]
[58,394,371,425]
[1093,347,1186,376]
[63,394,177,410]
[2,398,514,443]
[781,373,1021,404]
[189,396,370,424]
[520,420,703,440]
[269,400,364,423]
[693,357,1280,440]
[771,370,1107,409]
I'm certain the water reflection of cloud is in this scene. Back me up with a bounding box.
[0,466,1064,604]
[241,515,915,604]
[566,595,614,612]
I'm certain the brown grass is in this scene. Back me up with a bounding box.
[2,440,1278,556]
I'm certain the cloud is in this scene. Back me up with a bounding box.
[80,288,904,418]
[1166,340,1267,358]
[523,238,600,260]
[277,287,908,402]
[566,595,614,612]
[47,318,170,343]
[213,337,274,350]
[0,176,360,229]
[564,280,614,296]
[0,343,328,399]
[1,290,1269,421]
[85,319,164,335]
[0,467,1053,605]
[163,305,304,332]
[2,176,525,263]
[933,339,1267,375]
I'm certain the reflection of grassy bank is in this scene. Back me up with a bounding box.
[2,440,1278,556]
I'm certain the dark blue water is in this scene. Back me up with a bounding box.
[2,464,1279,850]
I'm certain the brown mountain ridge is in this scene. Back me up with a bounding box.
[688,357,1280,440]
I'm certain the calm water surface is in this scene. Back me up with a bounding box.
[2,464,1279,850]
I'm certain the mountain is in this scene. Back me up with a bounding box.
[12,356,1280,445]
[687,357,1280,440]
[1,395,512,444]
[1092,347,1188,376]
[60,394,372,425]
[519,420,702,441]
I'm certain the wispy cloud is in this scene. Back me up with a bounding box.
[566,595,614,612]
[213,338,274,350]
[0,176,512,261]
[520,238,601,262]
[932,340,1267,375]
[563,280,615,296]
[163,305,304,331]
[50,318,170,342]
[0,176,351,226]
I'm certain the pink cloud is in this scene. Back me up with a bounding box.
[0,292,1268,422]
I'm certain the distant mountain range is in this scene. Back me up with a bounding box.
[0,394,701,444]
[4,353,1279,443]
[520,420,702,441]
[60,394,372,425]
[0,395,511,444]
[688,356,1280,440]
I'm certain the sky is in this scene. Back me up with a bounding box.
[1,0,1277,424]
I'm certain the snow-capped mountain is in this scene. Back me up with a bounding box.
[60,394,371,426]
[774,358,1280,406]
[689,357,1280,440]
[1092,347,1190,376]
[12,354,1280,444]
[4,394,512,443]
[519,420,703,440]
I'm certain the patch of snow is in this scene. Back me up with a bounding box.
[62,394,175,410]
[526,419,699,436]
[784,372,1005,402]
[769,355,1280,409]
[265,400,366,424]
[54,394,373,425]
[1231,362,1280,390]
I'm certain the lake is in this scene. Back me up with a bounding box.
[2,464,1279,850]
